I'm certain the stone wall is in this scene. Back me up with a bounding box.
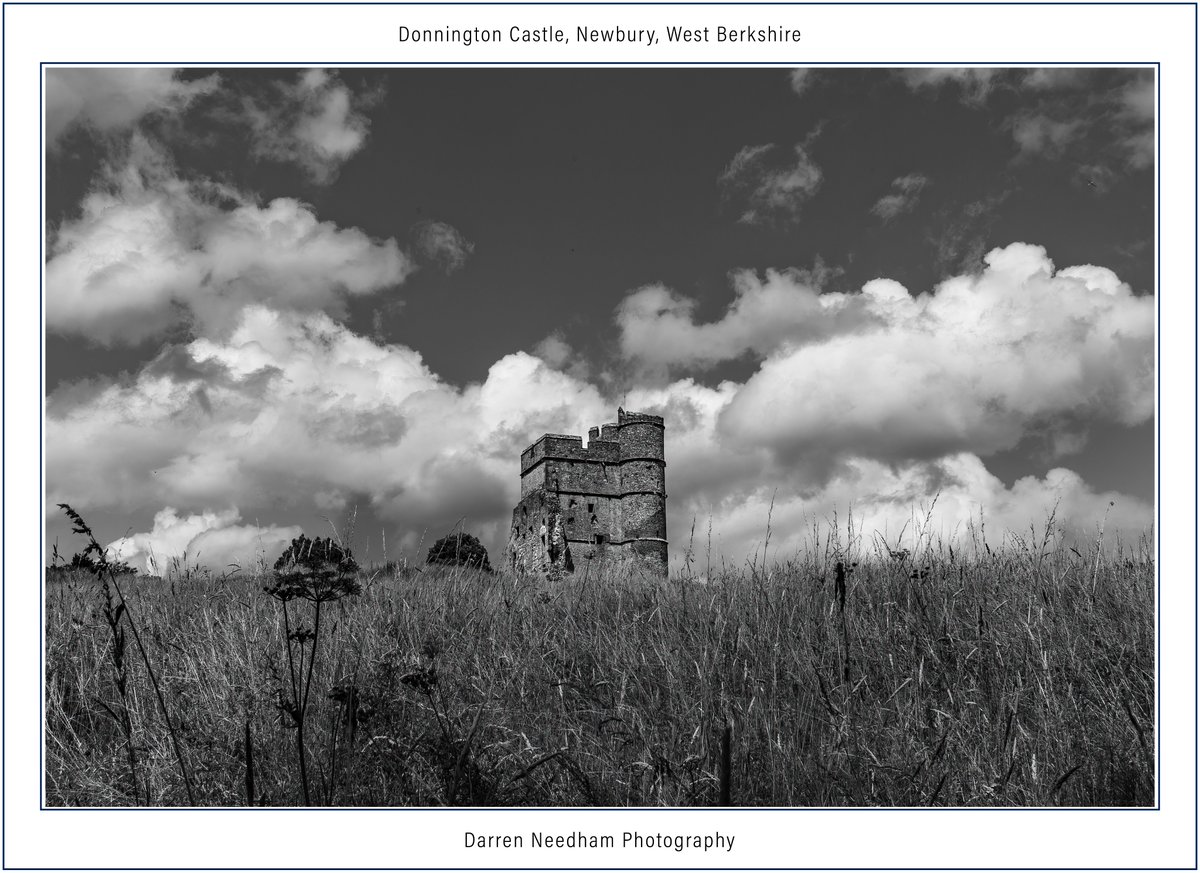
[508,487,573,576]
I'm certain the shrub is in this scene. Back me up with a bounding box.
[47,549,136,578]
[273,535,358,574]
[426,532,491,571]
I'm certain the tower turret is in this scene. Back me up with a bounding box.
[616,409,667,576]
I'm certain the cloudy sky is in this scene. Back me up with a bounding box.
[44,67,1155,574]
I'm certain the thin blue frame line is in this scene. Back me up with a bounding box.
[35,60,1166,65]
[24,55,1175,828]
[2,1,7,868]
[35,804,1163,811]
[2,1,1198,5]
[37,61,44,816]
[1193,3,1199,867]
[25,54,1171,820]
[1152,59,1162,812]
[29,55,1170,814]
[25,49,1171,825]
[2,868,1200,873]
[14,43,1186,873]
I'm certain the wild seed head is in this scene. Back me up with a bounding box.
[399,667,437,693]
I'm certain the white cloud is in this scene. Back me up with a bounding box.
[47,68,379,183]
[1119,74,1155,122]
[788,68,815,96]
[896,68,1155,173]
[46,139,410,344]
[617,268,866,372]
[1011,114,1084,158]
[618,381,1151,569]
[107,507,301,575]
[1010,71,1153,169]
[530,332,594,381]
[48,306,611,559]
[871,173,930,221]
[243,69,375,183]
[663,452,1151,569]
[618,243,1151,468]
[45,68,218,146]
[532,333,573,369]
[1021,68,1090,91]
[50,254,1153,574]
[900,67,1097,102]
[1116,75,1155,169]
[412,220,475,273]
[897,68,1003,104]
[719,142,822,225]
[716,243,1153,463]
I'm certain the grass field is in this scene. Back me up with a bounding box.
[44,517,1155,807]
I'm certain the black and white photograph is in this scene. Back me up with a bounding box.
[43,66,1155,809]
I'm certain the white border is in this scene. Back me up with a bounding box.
[4,3,1196,870]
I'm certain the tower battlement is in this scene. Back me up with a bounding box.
[508,409,667,578]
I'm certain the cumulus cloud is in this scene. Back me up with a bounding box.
[618,243,1151,468]
[719,142,822,225]
[46,138,410,344]
[106,507,301,575]
[616,380,1151,568]
[412,220,475,273]
[45,68,218,146]
[617,268,864,372]
[532,333,573,369]
[715,243,1153,465]
[871,173,930,221]
[49,241,1153,573]
[243,69,375,183]
[47,306,612,557]
[44,69,1155,574]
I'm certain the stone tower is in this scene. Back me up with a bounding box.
[508,409,667,578]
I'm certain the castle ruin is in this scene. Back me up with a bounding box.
[508,409,667,578]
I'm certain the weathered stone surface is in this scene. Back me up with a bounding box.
[507,408,667,578]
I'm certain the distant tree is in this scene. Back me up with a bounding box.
[47,549,136,578]
[426,532,492,571]
[274,535,358,574]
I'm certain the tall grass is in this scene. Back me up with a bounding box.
[44,519,1154,807]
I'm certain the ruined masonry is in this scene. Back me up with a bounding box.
[508,409,667,578]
